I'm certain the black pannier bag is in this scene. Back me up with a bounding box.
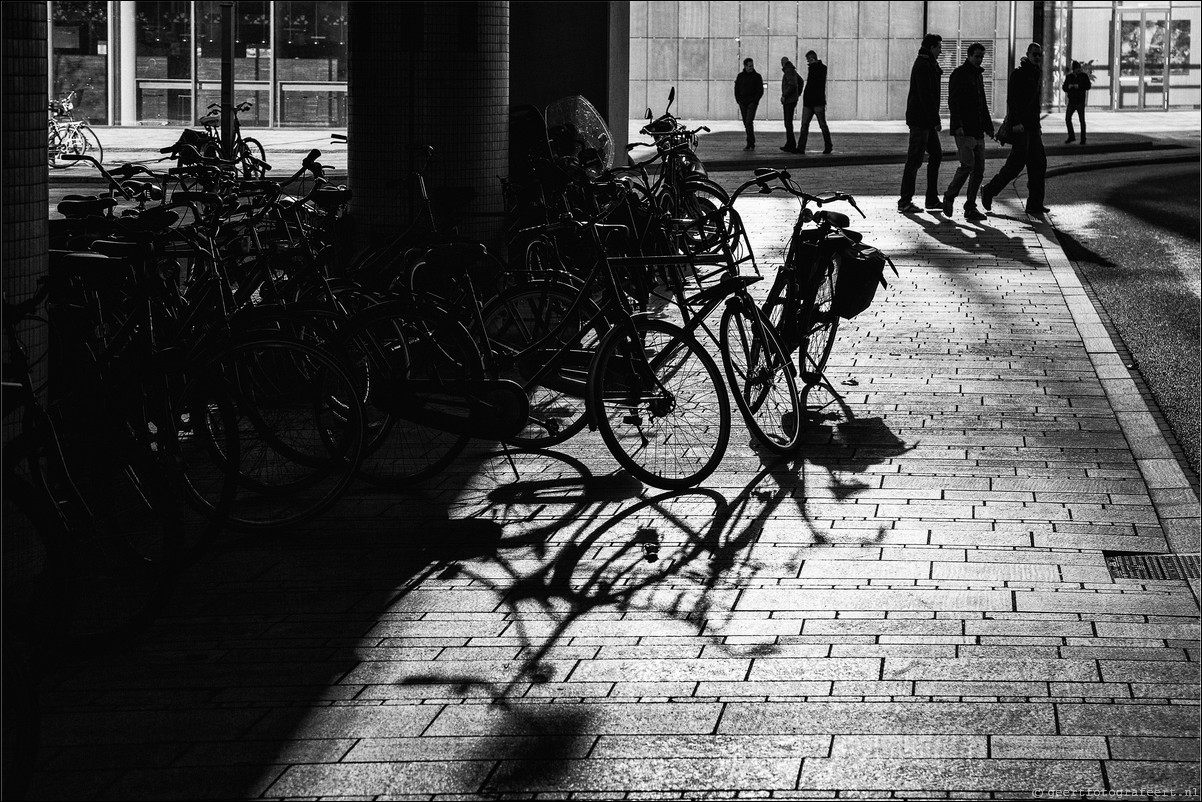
[832,242,897,319]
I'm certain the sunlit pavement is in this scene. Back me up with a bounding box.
[30,139,1201,799]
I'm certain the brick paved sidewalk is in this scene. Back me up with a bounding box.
[28,165,1199,800]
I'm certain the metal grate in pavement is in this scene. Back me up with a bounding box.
[1104,552,1201,580]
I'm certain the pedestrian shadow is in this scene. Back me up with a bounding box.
[907,210,1045,266]
[1052,227,1117,267]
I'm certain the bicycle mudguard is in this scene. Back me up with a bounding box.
[369,378,530,442]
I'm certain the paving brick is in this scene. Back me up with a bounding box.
[590,734,831,758]
[737,589,1014,612]
[1106,736,1202,761]
[268,761,493,797]
[1057,703,1201,737]
[717,702,1057,735]
[570,659,749,683]
[1015,591,1198,616]
[1102,761,1201,794]
[829,734,987,758]
[749,658,880,681]
[344,735,595,762]
[884,658,1097,682]
[797,757,1101,791]
[1099,661,1201,684]
[484,757,801,793]
[425,702,723,737]
[989,735,1107,759]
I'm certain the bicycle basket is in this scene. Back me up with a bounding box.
[832,243,895,319]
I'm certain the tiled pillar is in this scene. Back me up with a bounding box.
[347,2,509,247]
[2,1,50,396]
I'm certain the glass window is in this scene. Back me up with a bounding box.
[135,1,192,123]
[276,1,348,127]
[51,1,108,124]
[196,1,270,125]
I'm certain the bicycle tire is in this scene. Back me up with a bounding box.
[337,299,483,488]
[78,124,104,166]
[798,249,841,381]
[480,280,606,448]
[201,333,365,530]
[49,125,83,169]
[240,137,268,177]
[719,298,801,454]
[590,317,731,489]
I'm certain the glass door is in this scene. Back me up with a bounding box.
[1117,9,1171,110]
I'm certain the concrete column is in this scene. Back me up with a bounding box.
[347,1,509,247]
[2,1,50,394]
[119,0,137,124]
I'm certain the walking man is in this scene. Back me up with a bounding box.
[798,50,833,155]
[898,33,944,213]
[735,57,764,150]
[942,42,993,221]
[1063,61,1092,144]
[982,42,1049,218]
[779,56,802,153]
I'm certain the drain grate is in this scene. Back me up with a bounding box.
[1104,552,1201,580]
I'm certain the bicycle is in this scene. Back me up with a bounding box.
[161,101,269,179]
[47,88,103,169]
[754,168,895,386]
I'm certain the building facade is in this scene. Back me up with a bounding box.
[629,0,1202,121]
[47,1,1200,128]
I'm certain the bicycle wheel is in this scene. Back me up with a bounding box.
[480,280,606,448]
[202,333,365,530]
[239,137,268,177]
[49,126,83,169]
[798,249,841,381]
[47,123,63,168]
[590,317,731,489]
[338,300,483,488]
[78,124,104,166]
[720,297,801,453]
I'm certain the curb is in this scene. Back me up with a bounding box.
[1030,216,1202,559]
[1045,149,1200,177]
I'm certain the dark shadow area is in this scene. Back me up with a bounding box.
[1103,165,1201,242]
[1051,227,1118,266]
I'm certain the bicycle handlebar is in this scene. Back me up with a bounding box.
[61,153,136,199]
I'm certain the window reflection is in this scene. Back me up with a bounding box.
[51,0,108,124]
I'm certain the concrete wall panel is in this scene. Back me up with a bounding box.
[710,38,740,80]
[631,38,648,82]
[770,35,799,64]
[629,79,648,117]
[826,41,857,82]
[678,80,709,117]
[648,1,678,38]
[861,3,892,38]
[830,1,858,38]
[769,1,797,33]
[857,79,888,119]
[710,2,740,36]
[648,80,676,114]
[649,38,679,79]
[889,1,924,38]
[826,79,857,119]
[928,1,960,36]
[680,38,709,77]
[630,0,648,37]
[740,35,770,65]
[742,1,769,35]
[679,1,708,38]
[859,38,889,81]
[887,76,911,119]
[960,3,993,38]
[708,80,734,123]
[798,0,829,40]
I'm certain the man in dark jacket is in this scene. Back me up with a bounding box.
[734,58,765,150]
[898,33,944,213]
[941,42,994,220]
[779,56,802,153]
[1062,61,1092,144]
[798,50,833,155]
[981,42,1048,217]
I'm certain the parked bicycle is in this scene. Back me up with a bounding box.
[754,168,896,386]
[161,100,269,179]
[47,88,103,169]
